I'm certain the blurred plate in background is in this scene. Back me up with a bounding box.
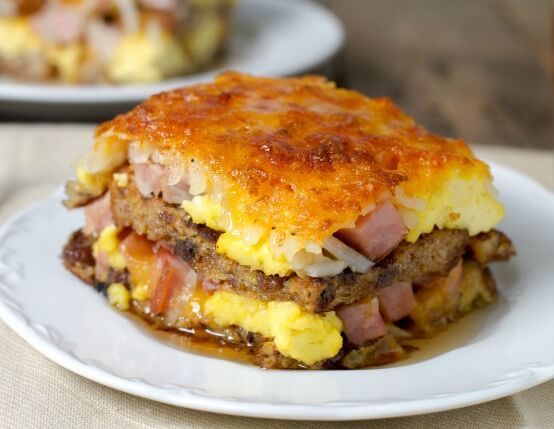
[0,0,344,121]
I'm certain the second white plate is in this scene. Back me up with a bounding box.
[0,162,553,420]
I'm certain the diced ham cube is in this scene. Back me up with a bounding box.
[378,281,416,322]
[83,192,113,236]
[150,248,196,315]
[336,200,407,261]
[336,298,388,345]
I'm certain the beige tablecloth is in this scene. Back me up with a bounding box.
[0,125,553,429]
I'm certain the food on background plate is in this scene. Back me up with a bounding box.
[0,0,233,84]
[62,72,514,369]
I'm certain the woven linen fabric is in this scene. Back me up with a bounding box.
[0,125,553,429]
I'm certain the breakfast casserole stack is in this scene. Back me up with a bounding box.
[0,0,233,83]
[62,73,514,369]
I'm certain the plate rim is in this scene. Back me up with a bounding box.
[0,0,345,105]
[0,161,553,421]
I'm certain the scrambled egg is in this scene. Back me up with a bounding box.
[182,195,229,232]
[204,291,343,365]
[216,233,291,277]
[92,226,126,270]
[77,167,112,195]
[108,32,187,83]
[113,172,129,188]
[183,195,291,276]
[47,43,84,82]
[107,283,130,311]
[0,18,41,58]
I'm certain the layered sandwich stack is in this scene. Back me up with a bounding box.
[63,73,514,369]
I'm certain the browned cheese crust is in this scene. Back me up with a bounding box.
[95,72,495,243]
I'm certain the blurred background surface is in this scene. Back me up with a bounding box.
[0,0,551,150]
[326,0,552,149]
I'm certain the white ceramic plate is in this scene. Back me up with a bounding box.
[0,0,344,120]
[0,162,553,421]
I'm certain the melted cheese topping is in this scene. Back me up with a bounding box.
[204,291,343,365]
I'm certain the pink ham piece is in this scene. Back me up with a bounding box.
[83,192,114,236]
[150,248,197,315]
[336,298,388,345]
[336,200,407,261]
[30,4,84,44]
[378,281,416,322]
[134,162,165,198]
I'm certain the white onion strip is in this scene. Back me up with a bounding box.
[394,187,426,211]
[323,236,374,273]
[302,259,347,278]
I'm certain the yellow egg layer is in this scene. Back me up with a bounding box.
[92,225,126,270]
[183,195,291,276]
[401,169,504,242]
[182,195,229,232]
[204,291,343,365]
[216,233,291,277]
